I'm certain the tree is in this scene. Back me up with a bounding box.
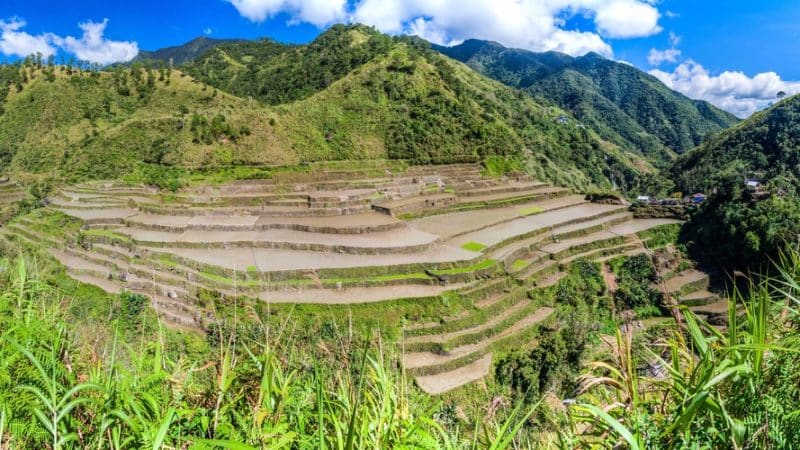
[778,90,787,99]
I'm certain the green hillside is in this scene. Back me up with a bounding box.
[672,94,800,193]
[134,36,244,65]
[0,26,649,193]
[183,25,649,189]
[3,21,800,450]
[183,25,394,105]
[674,95,800,271]
[0,62,281,188]
[435,40,739,164]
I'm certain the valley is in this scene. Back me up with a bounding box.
[0,20,798,450]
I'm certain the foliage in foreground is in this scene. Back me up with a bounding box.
[563,249,800,449]
[3,240,800,448]
[0,257,534,449]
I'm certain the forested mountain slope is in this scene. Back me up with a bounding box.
[435,39,739,165]
[675,95,800,271]
[672,94,800,193]
[0,26,648,192]
[134,36,244,65]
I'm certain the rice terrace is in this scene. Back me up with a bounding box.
[1,2,800,448]
[6,160,712,394]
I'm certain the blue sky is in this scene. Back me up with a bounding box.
[2,0,799,117]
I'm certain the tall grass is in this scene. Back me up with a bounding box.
[0,256,537,449]
[562,247,800,449]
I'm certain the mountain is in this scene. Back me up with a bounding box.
[0,25,648,193]
[673,94,800,272]
[182,25,394,105]
[0,63,277,188]
[671,94,800,194]
[135,36,243,65]
[434,40,740,165]
[177,25,650,189]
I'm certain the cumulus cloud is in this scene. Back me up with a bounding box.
[0,17,138,64]
[54,19,138,65]
[227,0,348,26]
[0,18,57,58]
[648,48,680,66]
[228,0,663,56]
[650,60,800,118]
[593,0,661,38]
[647,31,681,66]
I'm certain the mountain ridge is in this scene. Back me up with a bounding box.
[434,39,739,164]
[0,25,647,194]
[135,36,245,65]
[671,93,800,193]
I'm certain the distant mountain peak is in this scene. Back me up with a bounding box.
[579,51,606,60]
[437,39,739,161]
[134,36,245,65]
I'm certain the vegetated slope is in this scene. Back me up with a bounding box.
[435,40,739,164]
[185,24,653,189]
[675,95,800,272]
[134,36,244,65]
[183,24,395,105]
[0,63,287,187]
[0,25,647,192]
[672,94,800,193]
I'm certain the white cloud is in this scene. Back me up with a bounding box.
[227,0,348,26]
[593,0,661,38]
[647,30,681,66]
[228,0,663,56]
[204,28,213,36]
[650,60,800,118]
[0,17,138,64]
[55,19,138,65]
[648,47,680,66]
[0,18,56,58]
[668,31,681,47]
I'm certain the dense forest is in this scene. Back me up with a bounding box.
[672,95,800,193]
[436,39,739,166]
[672,95,800,272]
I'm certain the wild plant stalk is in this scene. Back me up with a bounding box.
[566,247,800,449]
[1,255,542,449]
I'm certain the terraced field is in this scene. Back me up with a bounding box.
[659,268,727,322]
[0,178,25,204]
[1,162,681,393]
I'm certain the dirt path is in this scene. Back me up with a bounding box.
[602,263,618,294]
